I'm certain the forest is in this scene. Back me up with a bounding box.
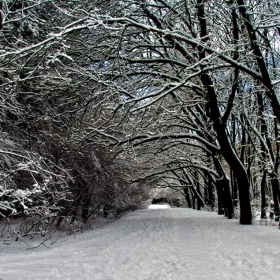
[0,0,280,239]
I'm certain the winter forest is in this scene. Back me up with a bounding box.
[1,0,280,241]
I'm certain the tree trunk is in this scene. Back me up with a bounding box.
[192,194,196,210]
[216,180,224,215]
[204,171,215,209]
[197,0,252,224]
[202,74,252,224]
[208,180,215,209]
[184,187,192,208]
[260,171,267,219]
[231,170,238,207]
[237,0,280,124]
[223,177,234,219]
[270,173,280,221]
[194,170,202,210]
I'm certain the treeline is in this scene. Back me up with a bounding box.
[0,0,150,238]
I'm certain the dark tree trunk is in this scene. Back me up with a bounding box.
[208,180,215,209]
[261,171,267,219]
[82,193,92,223]
[204,171,215,209]
[216,173,234,218]
[222,143,252,224]
[257,92,280,220]
[194,170,202,210]
[197,0,252,224]
[212,161,225,216]
[237,0,280,124]
[197,190,202,210]
[275,118,280,194]
[202,75,251,223]
[184,187,192,208]
[216,180,225,215]
[239,115,246,165]
[168,165,204,209]
[230,114,238,207]
[231,170,238,207]
[182,168,205,207]
[204,184,209,205]
[223,177,234,219]
[192,194,196,210]
[270,173,280,221]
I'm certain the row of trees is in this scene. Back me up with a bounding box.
[0,0,150,237]
[0,0,280,236]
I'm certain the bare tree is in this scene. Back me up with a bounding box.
[1,0,280,230]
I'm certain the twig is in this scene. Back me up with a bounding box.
[26,236,51,250]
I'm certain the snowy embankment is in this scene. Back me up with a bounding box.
[1,206,280,280]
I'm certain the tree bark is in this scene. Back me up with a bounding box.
[260,171,267,219]
[197,0,251,224]
[184,187,192,208]
[270,173,280,221]
[237,0,280,123]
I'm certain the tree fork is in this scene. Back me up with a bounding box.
[197,0,252,224]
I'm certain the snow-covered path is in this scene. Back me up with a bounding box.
[1,207,280,280]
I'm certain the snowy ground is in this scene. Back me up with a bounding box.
[1,206,280,280]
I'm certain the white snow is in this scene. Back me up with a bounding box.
[148,204,171,209]
[1,207,280,280]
